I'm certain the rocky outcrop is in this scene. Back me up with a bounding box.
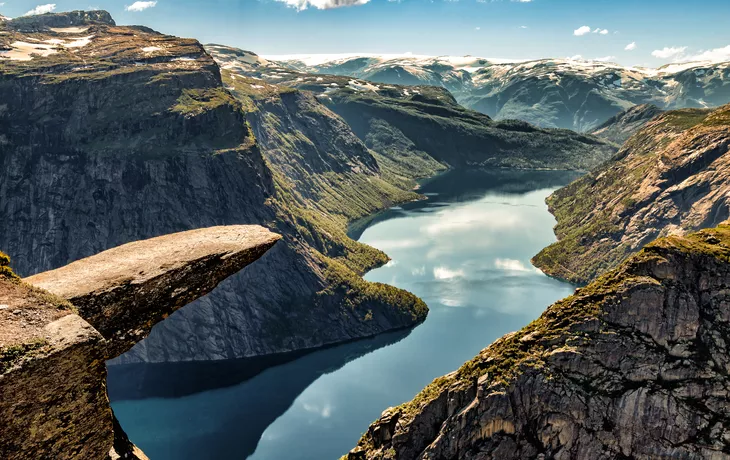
[208,45,618,171]
[0,225,278,460]
[592,104,664,145]
[347,223,730,460]
[533,104,730,285]
[0,10,426,364]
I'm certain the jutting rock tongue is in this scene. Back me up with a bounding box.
[0,225,280,460]
[348,222,730,459]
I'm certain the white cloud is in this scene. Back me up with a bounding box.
[625,42,637,51]
[574,26,591,36]
[575,26,611,36]
[519,25,528,29]
[594,55,616,62]
[475,26,481,30]
[125,1,157,12]
[24,4,56,16]
[275,0,370,10]
[684,45,730,63]
[651,46,688,60]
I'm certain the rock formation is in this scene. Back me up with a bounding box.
[0,225,279,460]
[534,104,730,285]
[347,223,730,459]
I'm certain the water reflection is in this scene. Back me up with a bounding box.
[110,168,580,460]
[109,329,411,460]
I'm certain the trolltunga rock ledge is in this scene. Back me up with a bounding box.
[25,225,281,357]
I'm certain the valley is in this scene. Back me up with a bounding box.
[1,5,730,460]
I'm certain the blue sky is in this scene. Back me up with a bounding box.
[3,0,730,67]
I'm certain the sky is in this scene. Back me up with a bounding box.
[2,0,730,67]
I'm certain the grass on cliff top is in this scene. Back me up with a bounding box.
[171,87,240,116]
[649,223,730,261]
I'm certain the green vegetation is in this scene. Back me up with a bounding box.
[171,87,239,116]
[0,250,18,280]
[661,108,711,130]
[0,338,50,374]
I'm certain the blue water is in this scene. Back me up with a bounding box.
[109,169,579,460]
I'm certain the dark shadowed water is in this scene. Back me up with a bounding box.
[109,169,579,460]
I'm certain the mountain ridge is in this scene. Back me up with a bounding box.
[269,53,730,132]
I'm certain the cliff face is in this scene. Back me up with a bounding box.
[0,226,279,460]
[207,45,618,171]
[348,223,730,460]
[592,104,664,145]
[533,104,730,285]
[0,11,427,364]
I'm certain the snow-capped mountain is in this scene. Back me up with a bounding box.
[265,54,730,132]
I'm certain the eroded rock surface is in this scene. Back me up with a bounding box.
[0,225,278,460]
[349,223,730,460]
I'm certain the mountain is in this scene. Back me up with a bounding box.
[208,45,617,171]
[0,11,427,364]
[347,222,730,459]
[591,103,664,145]
[271,54,730,132]
[533,104,730,285]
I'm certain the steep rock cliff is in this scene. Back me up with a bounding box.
[0,11,426,363]
[348,223,730,460]
[0,226,278,460]
[533,104,730,285]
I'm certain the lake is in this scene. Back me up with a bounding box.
[109,169,579,460]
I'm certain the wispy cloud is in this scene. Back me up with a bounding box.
[24,4,56,16]
[594,55,616,62]
[625,42,637,51]
[125,1,158,12]
[651,46,688,60]
[685,44,730,63]
[275,0,370,10]
[574,25,610,36]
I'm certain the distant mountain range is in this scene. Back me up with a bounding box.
[267,53,730,132]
